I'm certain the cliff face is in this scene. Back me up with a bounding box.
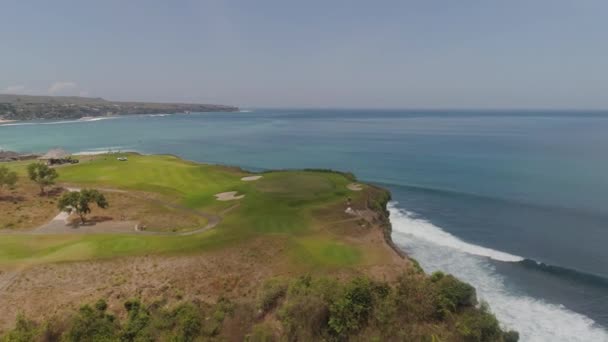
[0,94,239,120]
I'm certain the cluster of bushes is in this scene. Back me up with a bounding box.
[252,272,518,341]
[2,272,518,342]
[2,297,233,342]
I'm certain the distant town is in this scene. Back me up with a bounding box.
[0,94,239,121]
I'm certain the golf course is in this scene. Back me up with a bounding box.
[0,153,388,269]
[0,154,517,341]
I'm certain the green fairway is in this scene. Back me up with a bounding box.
[0,154,367,270]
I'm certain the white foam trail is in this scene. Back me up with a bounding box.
[0,117,117,126]
[240,109,253,113]
[388,202,608,341]
[78,117,111,122]
[388,202,523,262]
[74,146,131,155]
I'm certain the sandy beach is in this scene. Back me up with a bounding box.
[0,119,16,124]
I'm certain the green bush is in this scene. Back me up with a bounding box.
[328,277,375,337]
[63,304,119,341]
[433,274,477,317]
[171,303,202,342]
[257,278,288,314]
[393,273,436,321]
[202,297,234,337]
[121,299,152,341]
[455,304,503,342]
[503,330,520,342]
[2,314,39,342]
[279,294,329,340]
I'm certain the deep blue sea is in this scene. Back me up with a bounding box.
[2,109,608,341]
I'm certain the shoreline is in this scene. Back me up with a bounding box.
[0,119,16,125]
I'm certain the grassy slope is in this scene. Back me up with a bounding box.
[0,154,371,270]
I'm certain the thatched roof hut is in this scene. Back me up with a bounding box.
[39,148,71,160]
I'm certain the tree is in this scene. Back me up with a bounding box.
[58,189,109,224]
[0,166,18,195]
[27,163,58,195]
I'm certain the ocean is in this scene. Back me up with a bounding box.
[1,109,608,341]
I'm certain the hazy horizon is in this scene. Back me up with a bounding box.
[2,0,608,109]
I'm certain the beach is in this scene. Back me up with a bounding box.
[0,119,16,125]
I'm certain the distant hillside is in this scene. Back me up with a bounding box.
[0,94,239,120]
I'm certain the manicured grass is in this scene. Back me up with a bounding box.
[0,154,368,270]
[290,236,362,267]
[58,154,247,203]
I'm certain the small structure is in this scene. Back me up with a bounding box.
[39,148,74,165]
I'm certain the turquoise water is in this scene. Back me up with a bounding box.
[2,109,608,340]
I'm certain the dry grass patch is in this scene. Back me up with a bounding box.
[0,179,62,230]
[81,192,208,232]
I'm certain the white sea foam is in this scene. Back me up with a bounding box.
[388,202,523,262]
[388,202,608,341]
[78,117,111,122]
[74,146,131,155]
[0,117,117,126]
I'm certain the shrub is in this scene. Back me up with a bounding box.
[278,295,329,341]
[2,314,38,342]
[63,304,119,341]
[393,273,436,321]
[257,278,288,314]
[94,299,108,312]
[503,330,520,342]
[121,299,152,341]
[433,274,477,317]
[202,297,234,337]
[328,277,375,337]
[171,303,202,342]
[455,304,503,342]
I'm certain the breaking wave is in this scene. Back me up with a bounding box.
[388,202,608,341]
[388,202,523,262]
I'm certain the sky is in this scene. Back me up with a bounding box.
[1,0,607,109]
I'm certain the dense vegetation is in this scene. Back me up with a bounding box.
[2,272,517,342]
[0,94,238,121]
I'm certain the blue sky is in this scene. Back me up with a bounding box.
[2,0,607,109]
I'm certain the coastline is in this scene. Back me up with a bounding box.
[0,119,16,125]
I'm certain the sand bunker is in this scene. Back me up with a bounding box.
[241,175,263,181]
[215,191,245,201]
[347,183,363,191]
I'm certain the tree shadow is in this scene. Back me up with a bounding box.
[67,216,114,228]
[43,187,66,197]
